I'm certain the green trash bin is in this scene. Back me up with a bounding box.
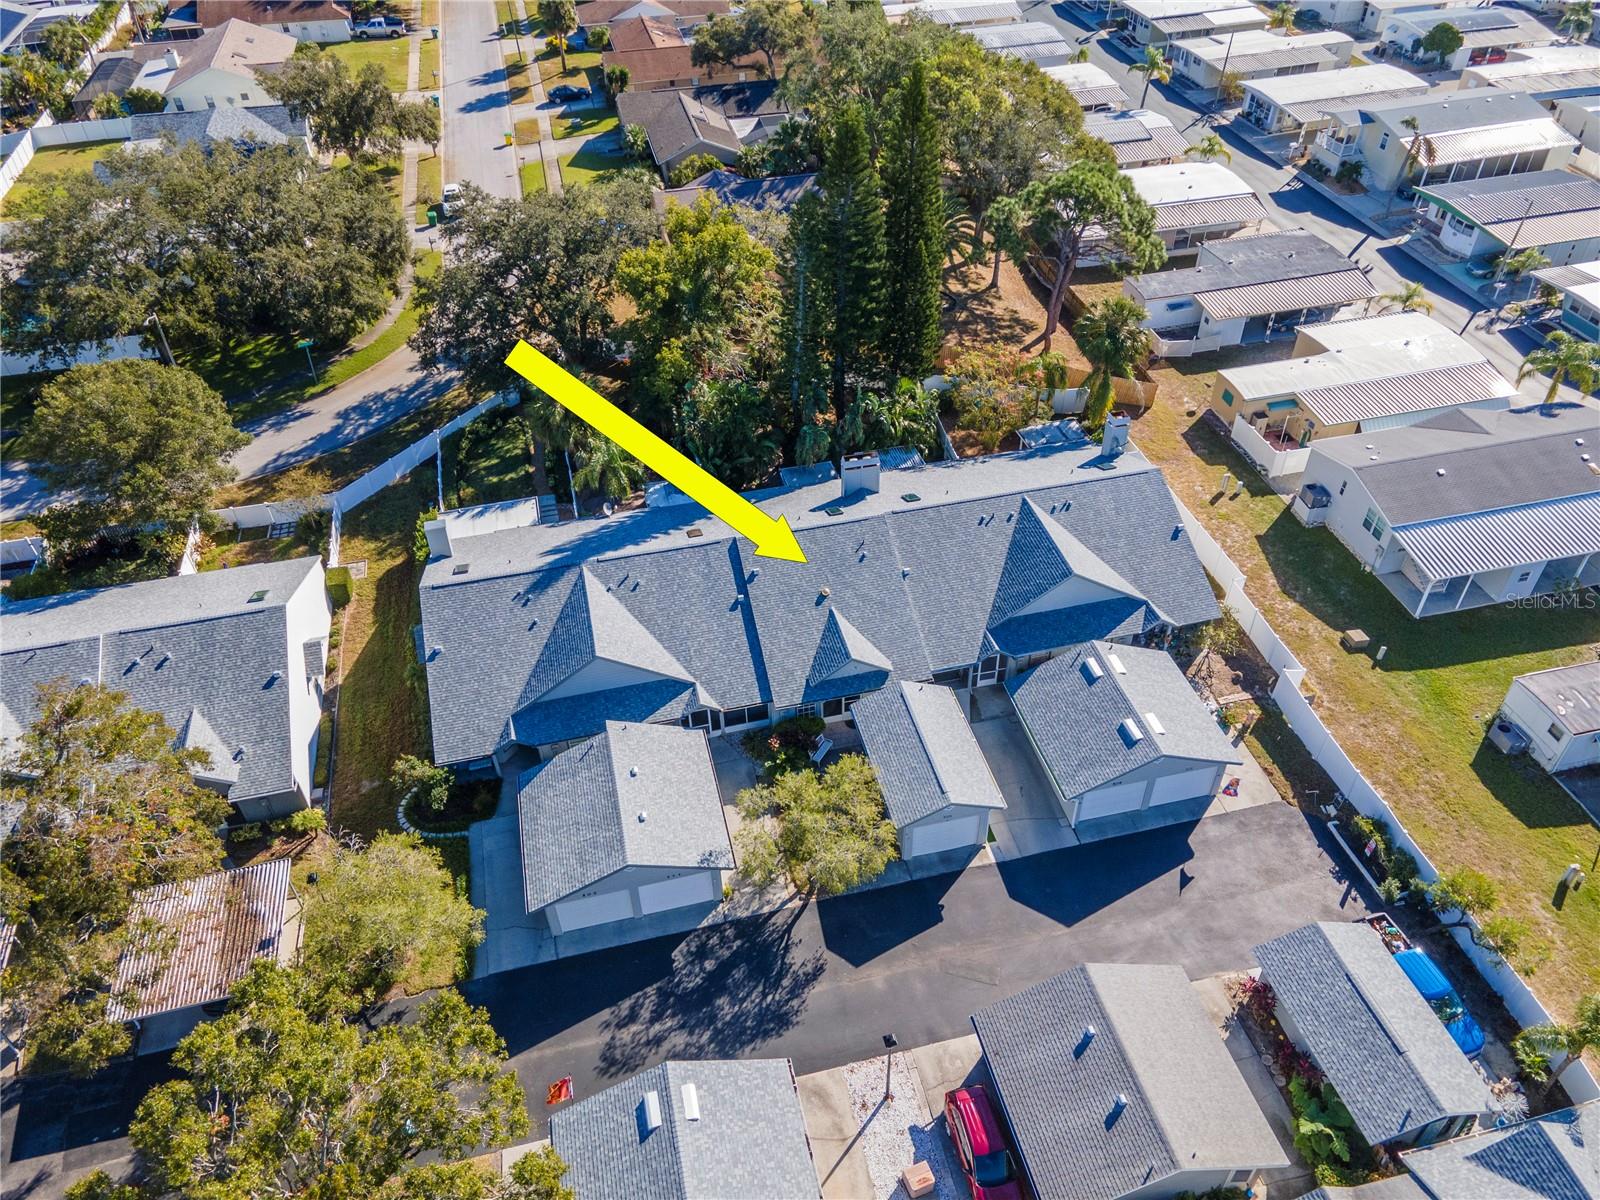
[427,209,438,227]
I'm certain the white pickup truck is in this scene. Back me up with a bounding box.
[351,15,407,38]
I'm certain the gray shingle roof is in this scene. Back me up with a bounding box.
[972,963,1288,1200]
[126,104,309,149]
[659,169,817,214]
[515,721,732,912]
[1312,404,1599,526]
[1515,662,1600,738]
[1007,641,1241,801]
[549,1058,819,1200]
[1128,229,1368,304]
[852,682,1005,827]
[1400,1100,1600,1200]
[1253,922,1491,1147]
[1,559,322,806]
[419,443,1219,767]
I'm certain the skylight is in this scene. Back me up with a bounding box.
[1082,658,1104,682]
[1144,712,1166,735]
[1118,717,1144,746]
[1107,652,1127,674]
[247,589,268,602]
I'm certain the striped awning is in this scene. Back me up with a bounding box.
[1070,83,1130,110]
[1413,122,1579,167]
[108,858,292,1021]
[1396,491,1600,583]
[1152,193,1270,233]
[1298,361,1514,427]
[1280,87,1427,125]
[1196,269,1375,322]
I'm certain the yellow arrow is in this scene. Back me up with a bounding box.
[504,340,807,563]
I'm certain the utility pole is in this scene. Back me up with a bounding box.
[1214,29,1237,107]
[143,313,174,365]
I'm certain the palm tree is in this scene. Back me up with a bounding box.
[1131,46,1171,108]
[1499,246,1551,299]
[1378,281,1433,314]
[1518,331,1600,406]
[1188,133,1232,163]
[1511,993,1599,1093]
[1268,2,1296,32]
[1559,0,1594,41]
[1399,115,1437,189]
[1074,296,1153,438]
[572,430,646,506]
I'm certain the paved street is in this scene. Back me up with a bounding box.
[0,801,1369,1197]
[1027,1,1588,407]
[228,347,455,481]
[441,0,521,199]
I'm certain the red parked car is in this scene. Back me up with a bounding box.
[944,1085,1024,1200]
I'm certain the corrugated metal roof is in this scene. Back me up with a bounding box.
[1151,193,1269,233]
[1414,121,1580,166]
[1395,491,1600,582]
[108,858,291,1022]
[1281,85,1427,124]
[1533,262,1600,290]
[0,920,15,975]
[1212,41,1340,73]
[1070,83,1130,110]
[1298,360,1515,426]
[1196,269,1375,321]
[1416,172,1600,249]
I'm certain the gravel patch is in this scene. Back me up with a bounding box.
[842,1054,966,1200]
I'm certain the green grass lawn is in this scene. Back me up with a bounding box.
[325,36,410,91]
[514,116,543,145]
[504,51,533,103]
[519,158,548,195]
[0,141,123,218]
[553,110,617,140]
[537,45,600,85]
[419,32,440,90]
[415,150,442,223]
[440,403,537,509]
[558,143,631,188]
[1130,375,1600,1023]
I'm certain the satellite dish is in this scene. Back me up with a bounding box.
[602,501,615,517]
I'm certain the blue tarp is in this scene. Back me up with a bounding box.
[1395,949,1485,1058]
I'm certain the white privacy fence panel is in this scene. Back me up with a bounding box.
[1172,496,1600,1102]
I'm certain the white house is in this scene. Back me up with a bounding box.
[1460,44,1600,106]
[1167,29,1354,92]
[1006,641,1243,842]
[1555,94,1600,178]
[515,721,733,936]
[1500,664,1600,775]
[1240,62,1428,136]
[1311,89,1579,196]
[1115,0,1269,48]
[1532,258,1600,339]
[1413,169,1600,268]
[1042,61,1129,111]
[973,21,1077,69]
[1114,162,1272,256]
[1083,108,1190,166]
[852,681,1006,859]
[1290,403,1600,617]
[107,19,298,113]
[0,557,331,821]
[1125,228,1374,354]
[881,0,1023,27]
[1377,5,1559,70]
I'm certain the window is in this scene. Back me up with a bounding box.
[1221,388,1234,406]
[1549,722,1567,742]
[173,97,186,111]
[1362,507,1386,540]
[1378,131,1390,151]
[205,96,216,108]
[1338,480,1347,495]
[1517,571,1532,583]
[240,91,251,101]
[931,667,967,687]
[796,703,818,719]
[823,697,845,718]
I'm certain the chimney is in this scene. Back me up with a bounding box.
[840,451,880,497]
[163,48,181,70]
[424,516,452,559]
[1102,413,1130,458]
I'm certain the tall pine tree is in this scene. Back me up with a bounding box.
[777,192,832,465]
[817,102,886,423]
[880,60,945,385]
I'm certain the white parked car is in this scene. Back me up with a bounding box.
[440,183,462,218]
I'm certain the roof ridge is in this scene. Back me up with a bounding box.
[1082,965,1181,1180]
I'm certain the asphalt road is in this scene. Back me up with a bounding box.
[441,0,522,200]
[1027,1,1586,406]
[1,802,1369,1197]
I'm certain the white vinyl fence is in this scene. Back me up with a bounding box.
[1176,497,1600,1103]
[1231,414,1310,479]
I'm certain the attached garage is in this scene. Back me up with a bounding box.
[518,720,735,937]
[853,682,1007,861]
[1008,641,1243,843]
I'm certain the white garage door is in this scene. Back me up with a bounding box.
[550,888,634,932]
[1148,764,1220,807]
[905,812,983,858]
[1074,778,1146,823]
[637,871,717,914]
